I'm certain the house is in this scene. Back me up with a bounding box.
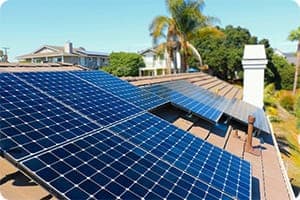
[274,48,297,65]
[139,47,181,76]
[17,42,109,69]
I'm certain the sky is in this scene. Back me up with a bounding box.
[0,0,300,62]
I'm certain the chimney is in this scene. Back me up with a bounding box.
[64,41,73,54]
[242,45,268,109]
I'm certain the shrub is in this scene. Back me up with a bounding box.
[264,83,277,107]
[266,106,278,116]
[271,55,295,90]
[279,94,295,112]
[102,52,145,77]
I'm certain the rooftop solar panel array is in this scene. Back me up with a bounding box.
[71,70,168,110]
[22,128,235,200]
[1,71,252,200]
[0,73,100,161]
[143,80,230,122]
[143,80,270,133]
[110,113,251,200]
[15,72,142,126]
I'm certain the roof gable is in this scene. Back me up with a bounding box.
[33,46,61,54]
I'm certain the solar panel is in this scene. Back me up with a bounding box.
[71,70,168,110]
[15,72,143,126]
[1,71,252,200]
[110,113,251,200]
[0,73,100,161]
[22,129,234,200]
[144,80,270,133]
[143,80,230,122]
[225,99,270,133]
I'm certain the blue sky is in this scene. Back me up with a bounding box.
[0,0,300,61]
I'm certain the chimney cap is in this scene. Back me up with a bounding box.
[243,45,266,60]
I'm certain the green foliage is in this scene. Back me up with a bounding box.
[149,0,221,72]
[270,55,295,90]
[288,27,300,41]
[192,25,295,89]
[280,94,296,113]
[102,52,145,77]
[193,25,260,80]
[264,83,277,107]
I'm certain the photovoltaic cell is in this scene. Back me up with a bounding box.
[70,70,168,110]
[0,73,100,161]
[110,113,251,200]
[143,80,230,122]
[22,129,234,200]
[15,72,142,126]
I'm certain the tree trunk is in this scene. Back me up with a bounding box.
[187,42,203,66]
[166,48,172,75]
[293,41,300,95]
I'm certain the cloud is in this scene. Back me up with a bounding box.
[0,0,7,8]
[293,0,300,7]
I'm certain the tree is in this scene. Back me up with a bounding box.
[193,26,260,80]
[102,52,145,77]
[149,0,222,73]
[288,26,300,95]
[271,54,295,90]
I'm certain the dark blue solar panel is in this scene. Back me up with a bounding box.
[0,73,101,161]
[15,72,143,126]
[144,80,270,133]
[110,113,251,200]
[143,81,229,122]
[22,129,233,200]
[1,71,252,200]
[70,70,168,110]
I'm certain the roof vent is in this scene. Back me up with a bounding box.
[242,45,268,109]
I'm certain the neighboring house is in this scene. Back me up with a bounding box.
[17,42,109,69]
[274,48,297,65]
[139,47,180,76]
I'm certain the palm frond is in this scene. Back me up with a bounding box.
[288,27,300,41]
[149,16,171,44]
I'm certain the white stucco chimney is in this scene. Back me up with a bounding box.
[242,45,268,109]
[64,41,73,54]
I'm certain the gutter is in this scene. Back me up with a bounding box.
[267,116,295,200]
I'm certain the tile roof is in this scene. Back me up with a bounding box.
[0,62,84,72]
[123,72,243,100]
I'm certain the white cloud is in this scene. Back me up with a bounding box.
[0,0,7,8]
[293,0,300,7]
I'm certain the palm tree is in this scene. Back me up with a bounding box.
[288,27,300,95]
[149,0,222,73]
